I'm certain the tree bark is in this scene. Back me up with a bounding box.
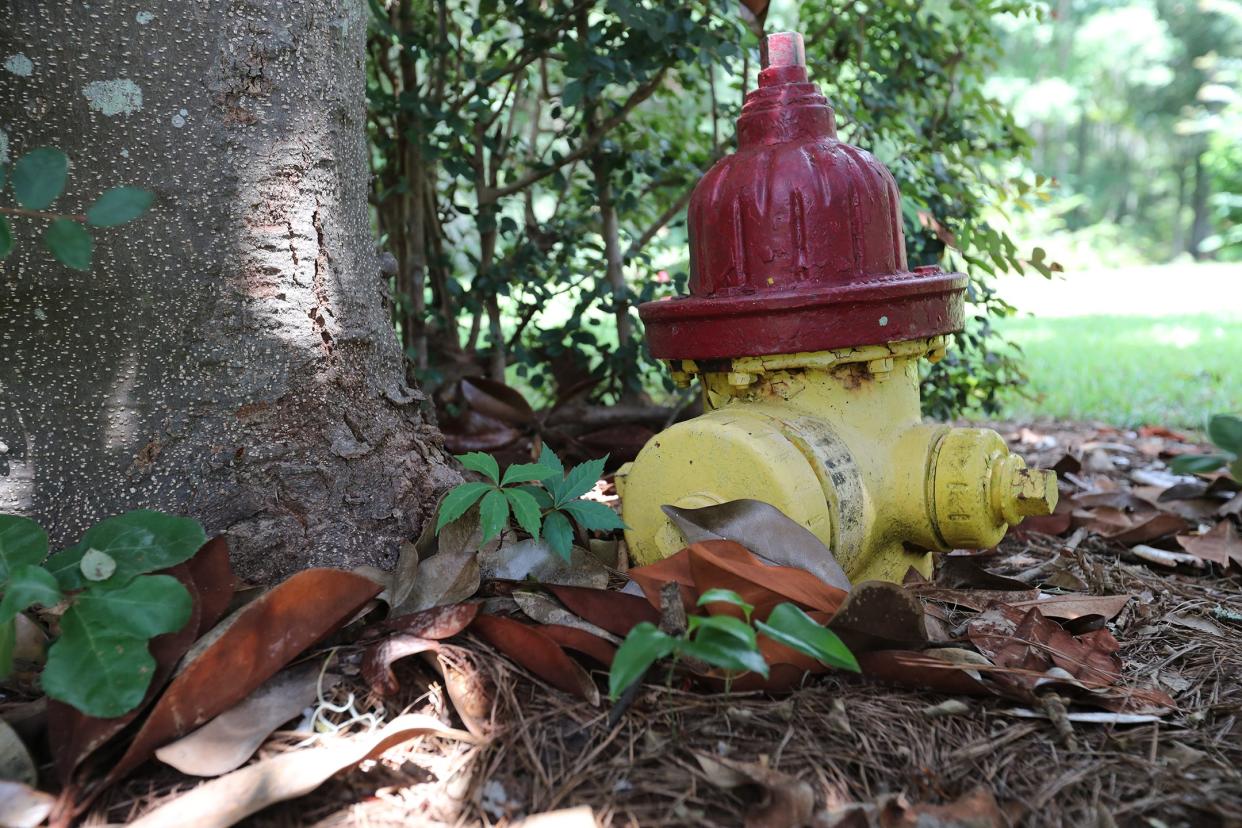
[0,0,458,583]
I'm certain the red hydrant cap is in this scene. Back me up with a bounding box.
[639,32,966,362]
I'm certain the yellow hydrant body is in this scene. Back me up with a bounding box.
[620,33,1057,583]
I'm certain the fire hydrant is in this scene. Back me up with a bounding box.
[617,32,1057,583]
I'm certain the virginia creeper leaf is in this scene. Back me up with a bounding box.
[500,462,549,486]
[554,455,607,504]
[504,487,542,540]
[435,482,492,533]
[457,451,500,484]
[542,510,574,562]
[560,498,627,531]
[478,488,510,542]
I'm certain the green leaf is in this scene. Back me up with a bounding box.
[696,588,754,621]
[478,488,510,542]
[500,462,550,486]
[542,510,574,562]
[554,455,607,504]
[1169,454,1229,475]
[516,484,554,510]
[680,627,769,677]
[537,444,565,480]
[85,186,154,227]
[12,147,68,209]
[457,452,500,484]
[756,603,859,672]
[45,546,85,591]
[0,515,48,584]
[42,606,156,718]
[688,614,757,648]
[0,620,13,679]
[435,482,493,533]
[0,215,12,259]
[1207,415,1242,456]
[66,510,207,587]
[560,498,627,532]
[44,219,92,270]
[609,621,676,699]
[79,548,117,581]
[0,564,62,624]
[504,487,542,539]
[73,574,192,639]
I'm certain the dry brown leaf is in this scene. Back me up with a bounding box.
[154,660,332,777]
[967,603,1121,688]
[692,752,814,828]
[127,714,476,828]
[1176,520,1242,568]
[481,538,608,589]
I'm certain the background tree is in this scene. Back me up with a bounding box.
[0,0,456,584]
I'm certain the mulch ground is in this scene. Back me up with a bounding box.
[95,421,1242,828]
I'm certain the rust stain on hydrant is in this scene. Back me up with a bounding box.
[618,32,1057,583]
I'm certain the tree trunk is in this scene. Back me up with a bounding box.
[0,0,458,584]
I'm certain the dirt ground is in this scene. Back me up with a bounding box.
[93,421,1242,828]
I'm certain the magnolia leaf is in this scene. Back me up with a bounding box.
[457,452,500,484]
[0,515,48,584]
[435,482,492,533]
[86,186,154,227]
[478,488,510,542]
[542,510,574,562]
[609,622,676,699]
[44,219,92,270]
[79,548,116,581]
[0,565,62,624]
[12,147,68,209]
[757,603,859,672]
[504,487,542,539]
[560,498,626,531]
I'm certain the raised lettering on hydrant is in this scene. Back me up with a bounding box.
[617,32,1057,583]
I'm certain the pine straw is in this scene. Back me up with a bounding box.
[90,529,1241,828]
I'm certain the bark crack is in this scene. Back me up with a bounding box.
[308,203,334,356]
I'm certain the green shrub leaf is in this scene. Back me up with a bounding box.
[79,548,117,581]
[44,219,92,270]
[756,603,859,672]
[559,498,626,531]
[696,588,754,621]
[0,515,48,584]
[0,564,62,624]
[1169,454,1229,475]
[72,574,192,639]
[86,186,154,227]
[504,487,542,539]
[42,607,156,718]
[0,621,13,679]
[608,621,676,699]
[0,215,12,259]
[478,488,510,541]
[457,451,500,484]
[45,546,86,592]
[1207,414,1242,456]
[12,147,68,209]
[680,627,769,677]
[435,482,492,533]
[542,510,574,561]
[688,614,757,648]
[65,510,206,587]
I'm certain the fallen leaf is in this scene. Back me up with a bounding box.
[481,538,608,589]
[1167,612,1227,637]
[363,635,442,696]
[395,544,481,615]
[154,660,333,776]
[817,786,1008,828]
[692,752,814,828]
[375,602,481,640]
[431,647,493,738]
[101,568,381,788]
[856,649,994,696]
[512,591,619,642]
[826,581,927,652]
[937,555,1032,591]
[537,624,617,666]
[545,584,660,637]
[1003,593,1131,622]
[1080,508,1188,544]
[0,720,35,786]
[1176,520,1242,568]
[0,781,54,828]
[1131,544,1207,569]
[471,614,600,704]
[912,587,1042,612]
[967,603,1121,688]
[127,714,476,828]
[662,499,851,591]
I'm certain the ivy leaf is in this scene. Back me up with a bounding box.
[0,215,12,259]
[0,564,62,624]
[680,627,769,676]
[1207,414,1242,457]
[1169,454,1229,475]
[500,462,550,486]
[542,510,574,562]
[696,588,754,621]
[85,186,154,227]
[756,603,859,672]
[608,621,676,699]
[64,510,206,588]
[435,481,493,533]
[0,515,48,584]
[560,498,627,531]
[44,219,92,270]
[478,488,510,542]
[457,451,500,484]
[72,574,192,639]
[553,455,608,505]
[504,487,542,540]
[12,147,68,210]
[42,608,156,718]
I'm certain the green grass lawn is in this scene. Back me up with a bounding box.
[996,313,1242,429]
